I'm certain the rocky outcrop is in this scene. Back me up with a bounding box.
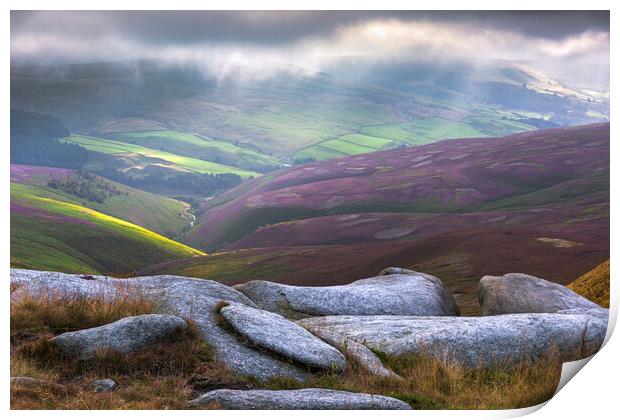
[234,272,460,319]
[478,273,601,316]
[52,314,187,359]
[188,388,411,410]
[11,269,306,381]
[219,304,346,372]
[161,282,309,382]
[298,312,607,368]
[12,268,607,385]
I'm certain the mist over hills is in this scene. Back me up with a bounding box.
[11,57,608,162]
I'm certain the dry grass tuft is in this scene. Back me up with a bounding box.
[17,321,213,379]
[11,290,158,339]
[10,374,196,410]
[10,290,216,409]
[262,352,562,409]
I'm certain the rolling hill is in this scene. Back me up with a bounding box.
[11,59,607,162]
[143,123,609,315]
[184,123,609,250]
[10,165,204,274]
[11,164,192,237]
[568,259,610,307]
[104,130,281,173]
[64,134,259,178]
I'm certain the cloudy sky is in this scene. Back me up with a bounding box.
[10,11,610,87]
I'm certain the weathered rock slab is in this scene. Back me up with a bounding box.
[52,314,187,359]
[10,269,256,307]
[220,304,346,372]
[298,312,607,368]
[161,283,309,382]
[188,388,411,410]
[478,273,601,316]
[235,272,459,319]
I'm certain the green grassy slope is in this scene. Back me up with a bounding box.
[11,182,205,274]
[64,135,259,177]
[13,172,191,238]
[105,130,280,172]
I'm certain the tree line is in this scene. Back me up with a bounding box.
[11,110,89,168]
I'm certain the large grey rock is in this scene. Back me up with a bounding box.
[220,304,346,372]
[298,312,607,368]
[161,283,309,382]
[478,273,601,316]
[188,388,411,410]
[10,269,255,306]
[234,272,459,319]
[52,314,187,359]
[11,269,306,382]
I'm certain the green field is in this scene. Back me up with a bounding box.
[361,118,488,145]
[11,182,205,274]
[293,117,537,161]
[293,133,397,161]
[228,98,406,156]
[106,130,280,172]
[64,135,259,178]
[13,171,190,238]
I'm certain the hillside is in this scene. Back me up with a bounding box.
[11,166,204,274]
[145,124,609,314]
[11,164,191,238]
[568,260,610,307]
[104,130,281,173]
[185,123,609,250]
[64,135,259,178]
[11,59,607,162]
[292,117,535,162]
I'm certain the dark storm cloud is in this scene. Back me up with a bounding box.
[11,10,609,49]
[9,10,609,90]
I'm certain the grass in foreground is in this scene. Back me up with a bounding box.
[11,290,562,410]
[10,290,219,409]
[260,352,561,410]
